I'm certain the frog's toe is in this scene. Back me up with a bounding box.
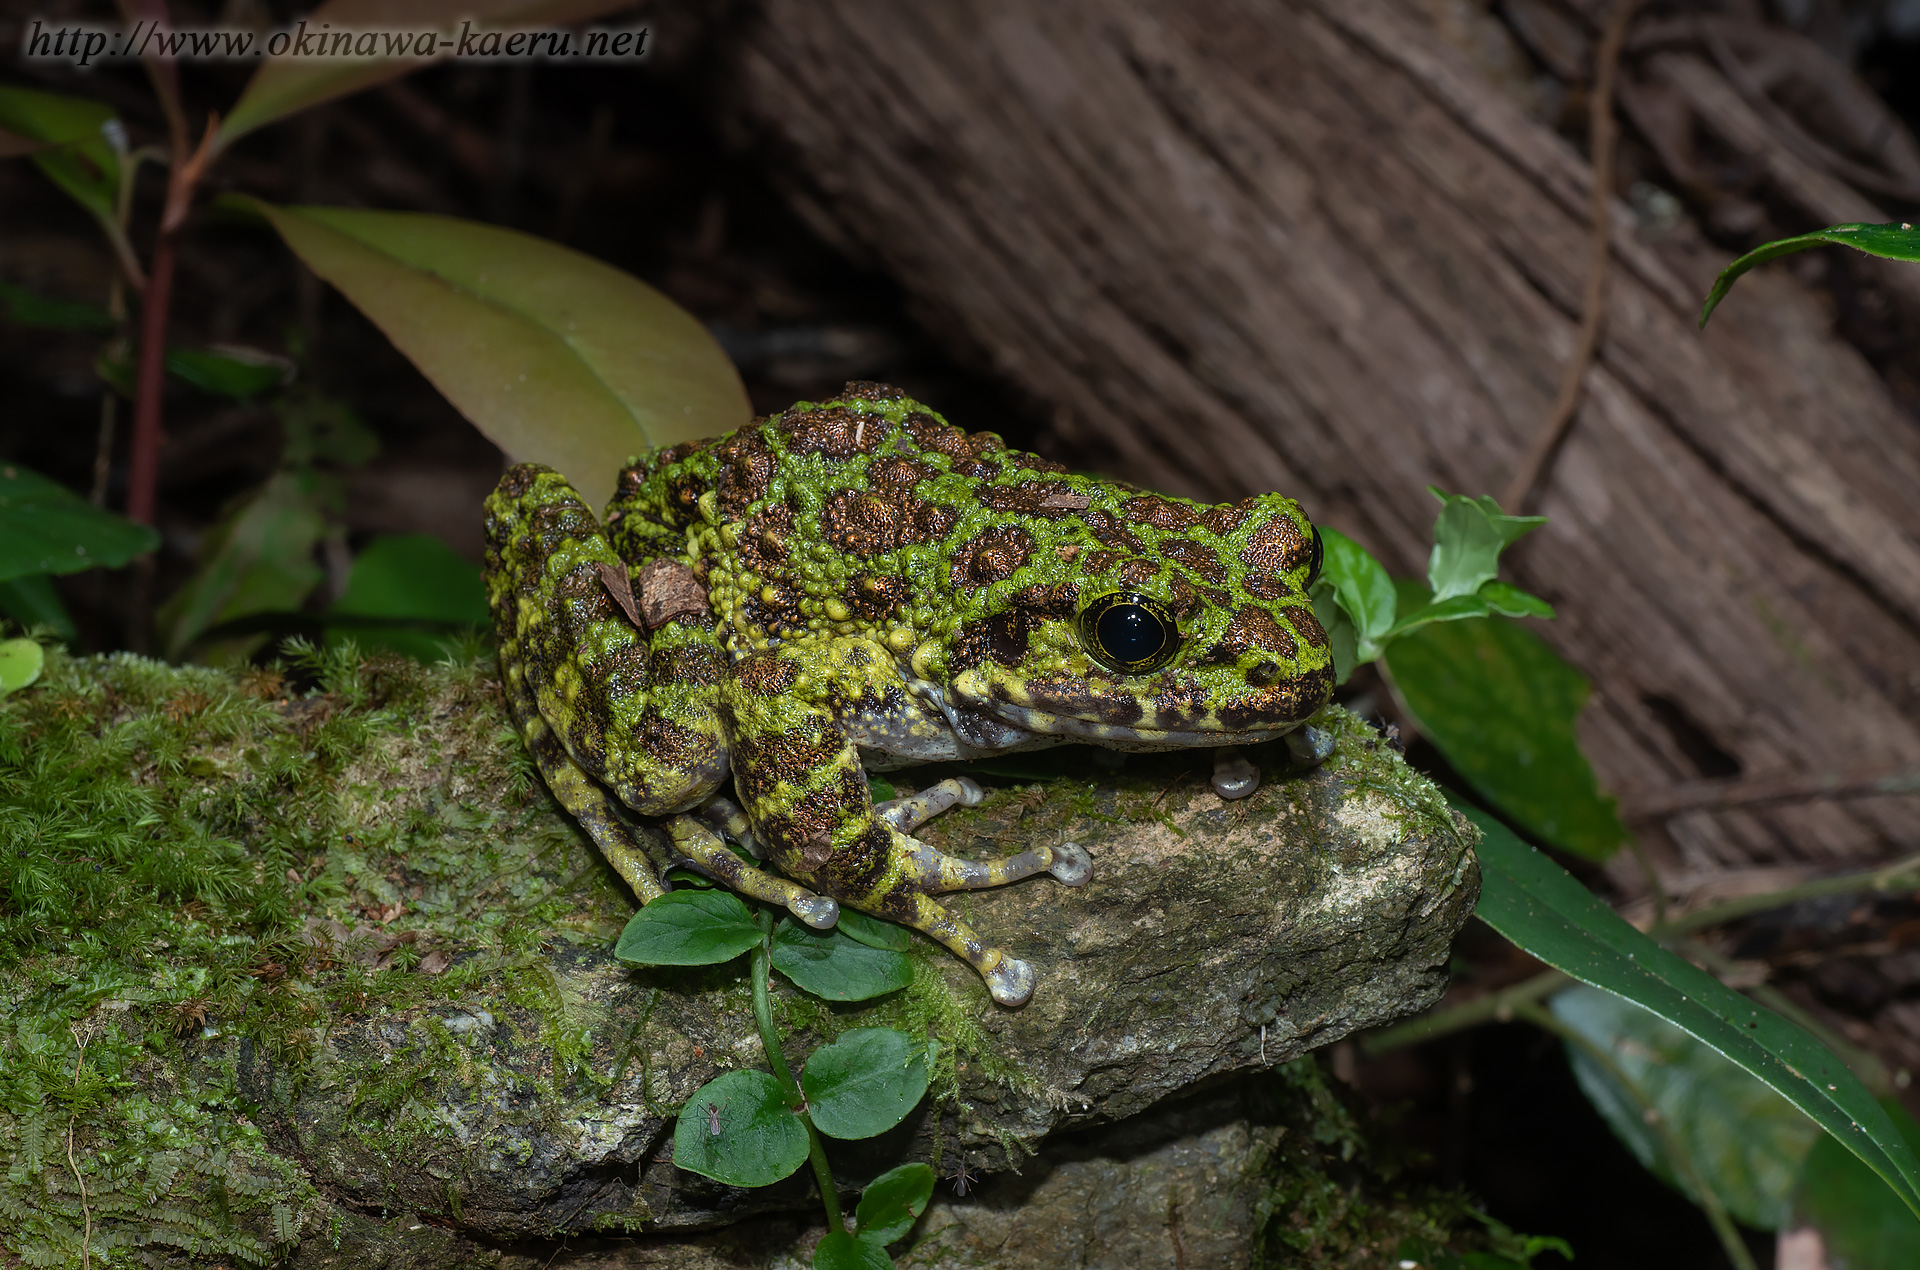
[875,776,988,833]
[1210,746,1261,800]
[1046,841,1093,887]
[985,957,1036,1007]
[1284,725,1336,768]
[788,894,840,930]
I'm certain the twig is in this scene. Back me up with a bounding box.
[1501,0,1643,514]
[1361,967,1569,1055]
[66,1026,91,1270]
[1619,765,1920,821]
[1510,1000,1760,1270]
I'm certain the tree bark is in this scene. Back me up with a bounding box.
[725,0,1920,881]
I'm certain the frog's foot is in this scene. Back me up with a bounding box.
[890,890,1036,1007]
[898,831,1093,893]
[1284,725,1336,768]
[699,794,764,859]
[1211,746,1261,800]
[874,777,984,833]
[665,815,838,929]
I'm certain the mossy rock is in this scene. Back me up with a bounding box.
[0,644,1477,1263]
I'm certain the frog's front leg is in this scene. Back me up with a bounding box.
[720,651,1076,1006]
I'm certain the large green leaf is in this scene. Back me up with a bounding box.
[614,889,763,967]
[802,1027,929,1140]
[1469,806,1920,1223]
[771,919,915,1001]
[229,199,748,510]
[1701,223,1920,328]
[156,471,327,660]
[1552,984,1821,1229]
[670,1068,808,1188]
[1794,1101,1920,1269]
[216,0,636,150]
[0,464,158,583]
[1387,611,1625,860]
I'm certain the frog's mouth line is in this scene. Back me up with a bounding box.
[947,666,1317,747]
[978,699,1298,748]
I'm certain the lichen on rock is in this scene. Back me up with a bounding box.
[0,643,1477,1263]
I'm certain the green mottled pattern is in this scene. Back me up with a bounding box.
[484,382,1335,1005]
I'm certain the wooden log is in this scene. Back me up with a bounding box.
[724,0,1920,878]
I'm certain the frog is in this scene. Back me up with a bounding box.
[483,381,1335,1007]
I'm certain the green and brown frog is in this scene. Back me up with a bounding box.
[484,382,1334,1006]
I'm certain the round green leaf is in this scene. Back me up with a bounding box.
[771,920,914,1001]
[813,1232,893,1270]
[854,1162,935,1245]
[231,198,749,510]
[0,639,44,695]
[672,1069,808,1188]
[615,890,761,967]
[802,1027,929,1141]
[835,908,912,953]
[0,464,158,583]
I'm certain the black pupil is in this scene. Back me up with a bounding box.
[1308,525,1324,585]
[1096,604,1168,665]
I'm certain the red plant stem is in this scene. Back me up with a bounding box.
[125,232,176,526]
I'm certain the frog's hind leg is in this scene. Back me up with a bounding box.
[664,815,839,929]
[881,891,1038,1007]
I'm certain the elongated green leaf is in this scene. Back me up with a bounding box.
[1794,1101,1920,1269]
[1315,527,1396,662]
[835,907,912,953]
[1381,593,1491,641]
[0,464,157,583]
[1701,222,1920,328]
[813,1232,894,1270]
[0,639,44,695]
[0,576,76,642]
[854,1162,936,1244]
[1478,579,1554,620]
[1387,611,1626,860]
[0,84,121,223]
[1552,984,1822,1229]
[216,0,636,150]
[0,281,114,332]
[229,198,748,510]
[614,889,761,967]
[771,920,914,1001]
[1469,806,1920,1222]
[803,1027,929,1140]
[671,1069,808,1188]
[156,471,326,660]
[166,347,294,399]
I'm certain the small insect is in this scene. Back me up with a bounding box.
[946,1157,978,1197]
[703,1100,728,1137]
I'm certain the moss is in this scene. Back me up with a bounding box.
[0,644,637,1265]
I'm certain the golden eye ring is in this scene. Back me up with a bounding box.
[1076,592,1181,674]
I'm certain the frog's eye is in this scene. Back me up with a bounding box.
[1077,592,1181,674]
[1307,524,1324,587]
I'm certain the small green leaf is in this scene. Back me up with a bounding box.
[1478,579,1554,620]
[1470,806,1920,1223]
[1426,488,1545,602]
[671,1069,808,1188]
[868,775,897,803]
[803,1027,930,1140]
[0,575,77,642]
[1386,613,1626,860]
[1310,580,1361,684]
[229,198,750,510]
[0,464,158,583]
[615,889,762,967]
[813,1231,894,1270]
[1316,527,1396,661]
[0,281,114,332]
[771,920,915,1001]
[1551,984,1822,1228]
[854,1162,936,1245]
[0,639,44,695]
[1380,593,1491,641]
[1701,222,1920,328]
[333,535,488,624]
[835,908,912,953]
[1795,1100,1920,1268]
[0,84,123,225]
[166,346,294,399]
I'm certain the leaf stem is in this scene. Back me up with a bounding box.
[1510,1000,1759,1270]
[752,914,843,1232]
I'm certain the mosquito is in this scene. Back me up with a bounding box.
[703,1099,730,1137]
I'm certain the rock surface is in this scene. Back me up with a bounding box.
[0,651,1475,1261]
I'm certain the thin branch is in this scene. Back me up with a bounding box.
[1501,0,1643,514]
[1619,765,1920,821]
[1361,967,1569,1055]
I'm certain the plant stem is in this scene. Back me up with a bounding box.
[1511,1000,1759,1270]
[126,233,174,526]
[1361,965,1568,1055]
[751,915,843,1232]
